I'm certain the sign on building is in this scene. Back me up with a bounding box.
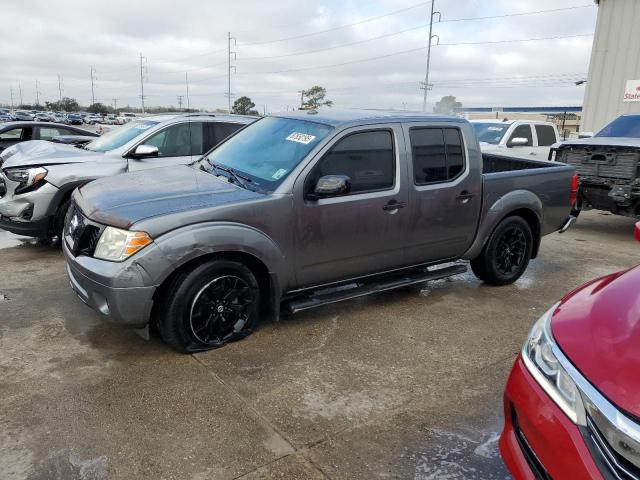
[623,80,640,102]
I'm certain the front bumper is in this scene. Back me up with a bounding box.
[63,240,166,328]
[0,215,50,237]
[499,356,602,479]
[0,179,59,237]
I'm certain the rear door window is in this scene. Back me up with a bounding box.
[410,127,466,185]
[38,127,72,140]
[535,125,557,146]
[1,128,24,140]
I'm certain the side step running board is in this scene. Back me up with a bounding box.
[283,264,467,314]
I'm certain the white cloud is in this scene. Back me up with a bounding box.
[0,0,597,112]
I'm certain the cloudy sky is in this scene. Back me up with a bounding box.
[1,0,597,113]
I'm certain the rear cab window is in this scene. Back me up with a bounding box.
[535,125,557,146]
[409,127,466,185]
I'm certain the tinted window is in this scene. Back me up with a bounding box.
[212,122,243,145]
[188,122,205,156]
[509,125,532,146]
[535,125,557,146]
[410,127,465,184]
[595,115,640,138]
[312,130,394,194]
[411,128,446,183]
[143,123,192,157]
[445,129,464,178]
[1,128,24,140]
[39,127,71,140]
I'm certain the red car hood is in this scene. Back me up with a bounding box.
[552,265,640,417]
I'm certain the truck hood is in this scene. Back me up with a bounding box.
[552,265,640,417]
[75,165,263,228]
[2,140,102,168]
[553,137,640,149]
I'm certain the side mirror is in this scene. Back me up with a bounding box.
[131,144,159,158]
[507,137,529,148]
[635,222,640,242]
[307,175,351,200]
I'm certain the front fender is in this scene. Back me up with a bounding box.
[153,222,292,291]
[463,189,542,260]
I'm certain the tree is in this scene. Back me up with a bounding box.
[232,96,259,115]
[60,97,80,112]
[433,96,462,115]
[87,102,108,114]
[301,86,333,109]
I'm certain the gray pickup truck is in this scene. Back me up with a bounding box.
[62,110,576,352]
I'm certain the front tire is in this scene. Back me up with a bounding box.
[157,260,260,353]
[471,216,533,286]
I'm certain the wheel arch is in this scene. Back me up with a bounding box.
[463,190,543,260]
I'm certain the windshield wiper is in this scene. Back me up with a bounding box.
[208,160,252,190]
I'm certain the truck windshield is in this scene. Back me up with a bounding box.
[472,123,509,144]
[84,120,159,152]
[595,116,640,138]
[199,116,333,192]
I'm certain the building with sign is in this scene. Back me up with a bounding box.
[581,0,640,133]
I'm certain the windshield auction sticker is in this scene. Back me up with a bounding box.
[286,132,316,144]
[272,168,288,180]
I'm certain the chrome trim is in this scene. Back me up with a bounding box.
[587,416,639,480]
[552,339,640,471]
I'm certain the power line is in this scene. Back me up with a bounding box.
[237,3,593,47]
[228,33,593,77]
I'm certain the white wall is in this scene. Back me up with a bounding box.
[581,0,640,132]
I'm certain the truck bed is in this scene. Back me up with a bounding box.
[479,153,575,237]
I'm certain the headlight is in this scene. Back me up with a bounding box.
[522,303,586,425]
[3,166,48,193]
[94,226,152,261]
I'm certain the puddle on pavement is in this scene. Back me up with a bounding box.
[403,423,510,480]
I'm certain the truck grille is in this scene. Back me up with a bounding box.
[64,203,104,257]
[560,147,639,181]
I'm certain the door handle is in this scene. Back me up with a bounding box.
[382,200,406,211]
[529,152,537,156]
[456,191,475,202]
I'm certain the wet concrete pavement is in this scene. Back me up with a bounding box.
[1,210,638,479]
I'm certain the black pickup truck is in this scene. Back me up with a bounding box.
[550,113,640,218]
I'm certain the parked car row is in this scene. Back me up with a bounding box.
[0,121,98,153]
[0,109,138,125]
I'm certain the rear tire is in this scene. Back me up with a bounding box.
[157,260,260,353]
[471,216,533,286]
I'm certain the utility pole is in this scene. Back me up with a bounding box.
[18,83,23,107]
[422,1,441,112]
[112,98,118,111]
[57,74,63,102]
[35,80,40,107]
[185,72,190,110]
[263,104,267,116]
[298,90,305,109]
[139,53,147,113]
[227,32,236,113]
[177,95,184,111]
[10,87,14,110]
[90,66,96,105]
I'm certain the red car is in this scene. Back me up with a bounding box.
[500,222,640,479]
